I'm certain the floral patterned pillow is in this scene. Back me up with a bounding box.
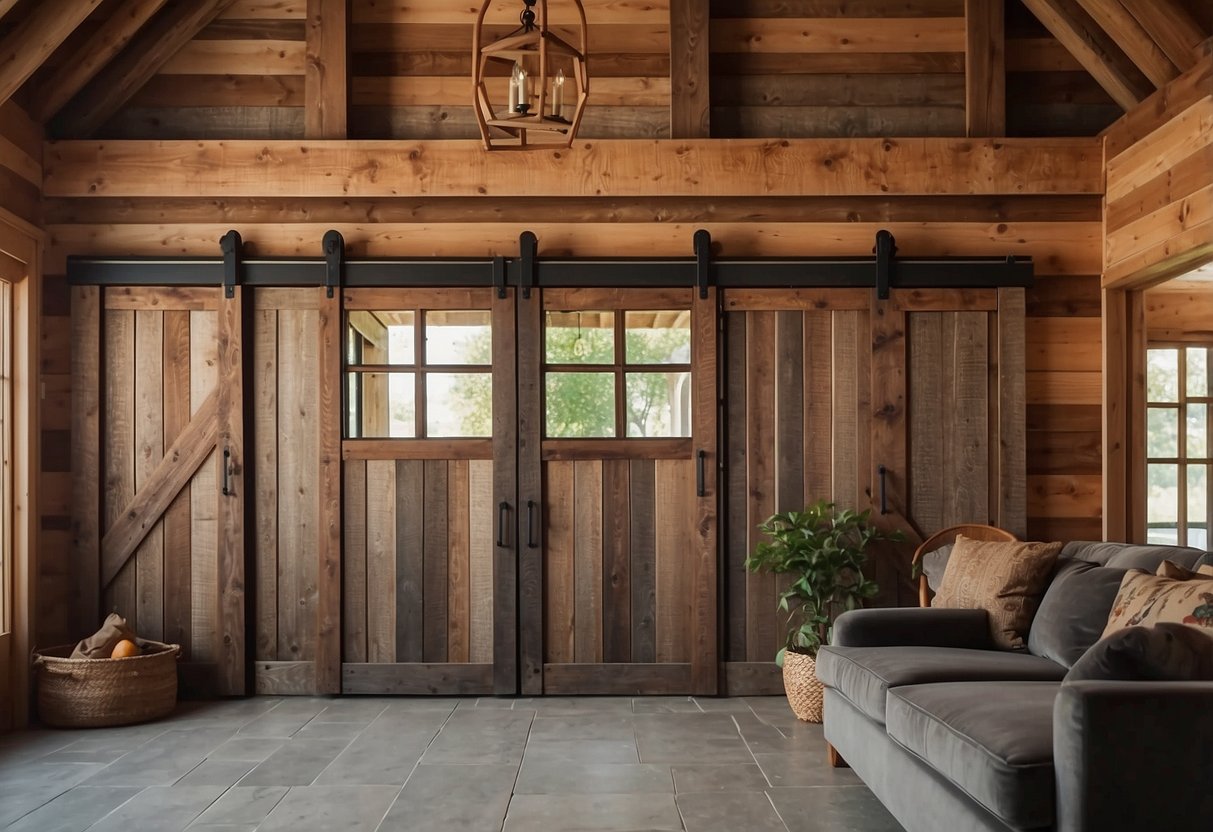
[1102,569,1213,639]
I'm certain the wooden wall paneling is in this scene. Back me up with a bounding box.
[745,311,777,662]
[70,287,101,637]
[447,459,470,664]
[161,310,192,654]
[316,288,342,693]
[394,459,423,663]
[305,0,349,138]
[1103,51,1212,161]
[343,458,367,663]
[601,456,630,664]
[803,311,832,502]
[253,307,277,660]
[998,288,1027,535]
[422,459,448,662]
[669,0,709,137]
[773,310,803,659]
[690,288,718,694]
[342,663,493,694]
[869,297,910,606]
[103,309,137,627]
[654,458,691,664]
[574,461,604,663]
[491,289,517,693]
[724,312,747,663]
[365,458,396,661]
[134,310,165,641]
[467,458,493,664]
[832,310,860,511]
[190,310,219,665]
[965,0,1005,136]
[544,460,575,664]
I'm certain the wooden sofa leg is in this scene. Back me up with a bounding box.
[827,743,849,768]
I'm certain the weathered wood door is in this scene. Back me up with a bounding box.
[720,288,1025,694]
[74,286,251,696]
[338,288,517,694]
[517,287,718,695]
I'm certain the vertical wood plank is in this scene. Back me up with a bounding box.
[1127,290,1146,543]
[803,311,832,503]
[965,0,1006,137]
[423,459,449,662]
[655,458,693,663]
[690,288,718,694]
[134,309,164,641]
[253,308,277,660]
[950,311,990,525]
[724,311,747,663]
[856,309,873,516]
[447,459,471,664]
[746,310,777,662]
[304,0,348,139]
[545,460,575,664]
[776,311,805,514]
[468,458,494,664]
[162,310,192,655]
[104,309,137,626]
[627,458,652,664]
[71,286,101,637]
[366,458,396,662]
[997,288,1027,536]
[1103,289,1128,542]
[574,460,603,663]
[669,0,709,138]
[190,309,218,663]
[516,287,542,694]
[343,459,367,663]
[871,297,909,607]
[601,458,630,659]
[832,311,859,511]
[910,313,944,533]
[395,458,424,662]
[316,289,343,693]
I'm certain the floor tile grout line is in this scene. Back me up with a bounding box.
[731,713,777,789]
[764,789,794,832]
[498,708,537,832]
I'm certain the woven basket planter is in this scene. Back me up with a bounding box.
[33,643,180,728]
[783,650,824,723]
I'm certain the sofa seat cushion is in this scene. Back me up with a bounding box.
[815,645,1066,724]
[886,681,1059,830]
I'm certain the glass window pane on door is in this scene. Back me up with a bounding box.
[624,310,691,365]
[1148,407,1179,458]
[545,372,615,437]
[1187,347,1208,397]
[1147,463,1179,544]
[545,311,614,364]
[347,371,416,438]
[1147,349,1179,402]
[1188,464,1208,550]
[426,373,492,437]
[424,310,491,365]
[625,372,691,437]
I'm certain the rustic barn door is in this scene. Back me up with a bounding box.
[719,288,1025,694]
[517,287,718,695]
[338,287,517,695]
[74,286,250,696]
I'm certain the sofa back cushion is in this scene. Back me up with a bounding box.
[1065,623,1213,682]
[1028,559,1129,667]
[1059,541,1204,571]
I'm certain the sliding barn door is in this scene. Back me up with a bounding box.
[517,288,717,695]
[720,288,1025,694]
[74,286,250,696]
[338,288,517,695]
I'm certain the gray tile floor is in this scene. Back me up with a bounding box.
[0,696,904,832]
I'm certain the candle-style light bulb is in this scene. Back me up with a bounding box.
[552,69,565,119]
[518,66,530,113]
[509,61,521,113]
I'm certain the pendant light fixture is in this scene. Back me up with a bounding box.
[472,0,589,150]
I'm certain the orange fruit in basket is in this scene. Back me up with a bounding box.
[111,639,139,659]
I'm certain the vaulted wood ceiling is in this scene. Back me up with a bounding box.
[0,0,1209,138]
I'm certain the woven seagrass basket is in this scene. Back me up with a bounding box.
[33,643,180,728]
[783,650,824,723]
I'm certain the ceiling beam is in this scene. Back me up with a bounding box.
[0,0,102,108]
[1120,0,1207,72]
[670,0,710,138]
[304,0,349,138]
[53,0,239,138]
[1075,0,1177,88]
[0,0,19,24]
[1020,0,1154,110]
[32,0,169,123]
[965,0,1005,137]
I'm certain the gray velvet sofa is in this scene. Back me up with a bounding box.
[816,541,1213,832]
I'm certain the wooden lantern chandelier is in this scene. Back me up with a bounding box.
[472,0,589,149]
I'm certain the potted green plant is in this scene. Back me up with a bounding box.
[746,500,902,722]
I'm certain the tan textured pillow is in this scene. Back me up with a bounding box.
[1103,570,1213,638]
[933,535,1063,650]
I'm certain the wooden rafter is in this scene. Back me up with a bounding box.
[965,0,1005,137]
[0,0,19,24]
[100,390,218,587]
[304,0,349,138]
[32,0,170,124]
[0,0,102,108]
[1075,0,1177,88]
[1120,0,1208,72]
[1020,0,1153,110]
[53,0,238,138]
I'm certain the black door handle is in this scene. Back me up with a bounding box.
[496,501,511,548]
[696,450,706,497]
[878,464,888,515]
[526,499,539,549]
[221,448,232,496]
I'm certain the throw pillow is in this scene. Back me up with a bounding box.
[1102,570,1213,638]
[934,535,1063,650]
[1066,623,1213,682]
[921,543,953,593]
[1156,560,1213,580]
[1027,559,1129,667]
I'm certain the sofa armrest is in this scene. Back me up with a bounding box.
[830,608,993,649]
[1054,680,1213,832]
